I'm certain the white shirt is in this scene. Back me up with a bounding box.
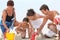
[30,18,43,29]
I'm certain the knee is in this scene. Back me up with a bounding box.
[1,26,6,34]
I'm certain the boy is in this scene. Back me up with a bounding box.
[54,15,60,40]
[44,23,57,38]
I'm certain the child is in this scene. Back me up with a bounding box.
[15,17,29,38]
[54,15,60,40]
[44,23,57,38]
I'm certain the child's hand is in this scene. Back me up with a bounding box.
[15,28,20,34]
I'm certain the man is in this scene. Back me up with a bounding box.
[38,4,60,39]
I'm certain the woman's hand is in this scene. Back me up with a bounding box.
[6,28,10,33]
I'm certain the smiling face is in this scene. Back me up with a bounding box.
[41,9,49,15]
[27,9,36,20]
[7,0,14,10]
[21,21,29,28]
[40,4,49,15]
[7,6,14,10]
[27,14,36,20]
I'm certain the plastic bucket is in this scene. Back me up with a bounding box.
[6,32,15,40]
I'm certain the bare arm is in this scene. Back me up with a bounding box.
[37,14,44,18]
[29,21,34,31]
[37,16,48,34]
[2,10,8,30]
[54,11,60,16]
[29,21,33,29]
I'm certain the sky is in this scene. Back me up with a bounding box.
[0,0,60,21]
[0,0,60,34]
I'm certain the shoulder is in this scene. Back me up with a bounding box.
[52,11,59,15]
[36,14,45,18]
[2,9,7,15]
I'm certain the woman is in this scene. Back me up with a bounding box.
[26,9,44,39]
[1,0,17,34]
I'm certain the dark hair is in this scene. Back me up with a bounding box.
[7,0,14,6]
[40,4,49,10]
[27,9,35,16]
[23,17,29,22]
[48,23,56,27]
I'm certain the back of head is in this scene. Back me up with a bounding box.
[27,9,35,16]
[48,23,56,27]
[23,17,29,23]
[40,4,49,11]
[7,0,14,6]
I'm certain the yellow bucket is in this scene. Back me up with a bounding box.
[6,32,15,40]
